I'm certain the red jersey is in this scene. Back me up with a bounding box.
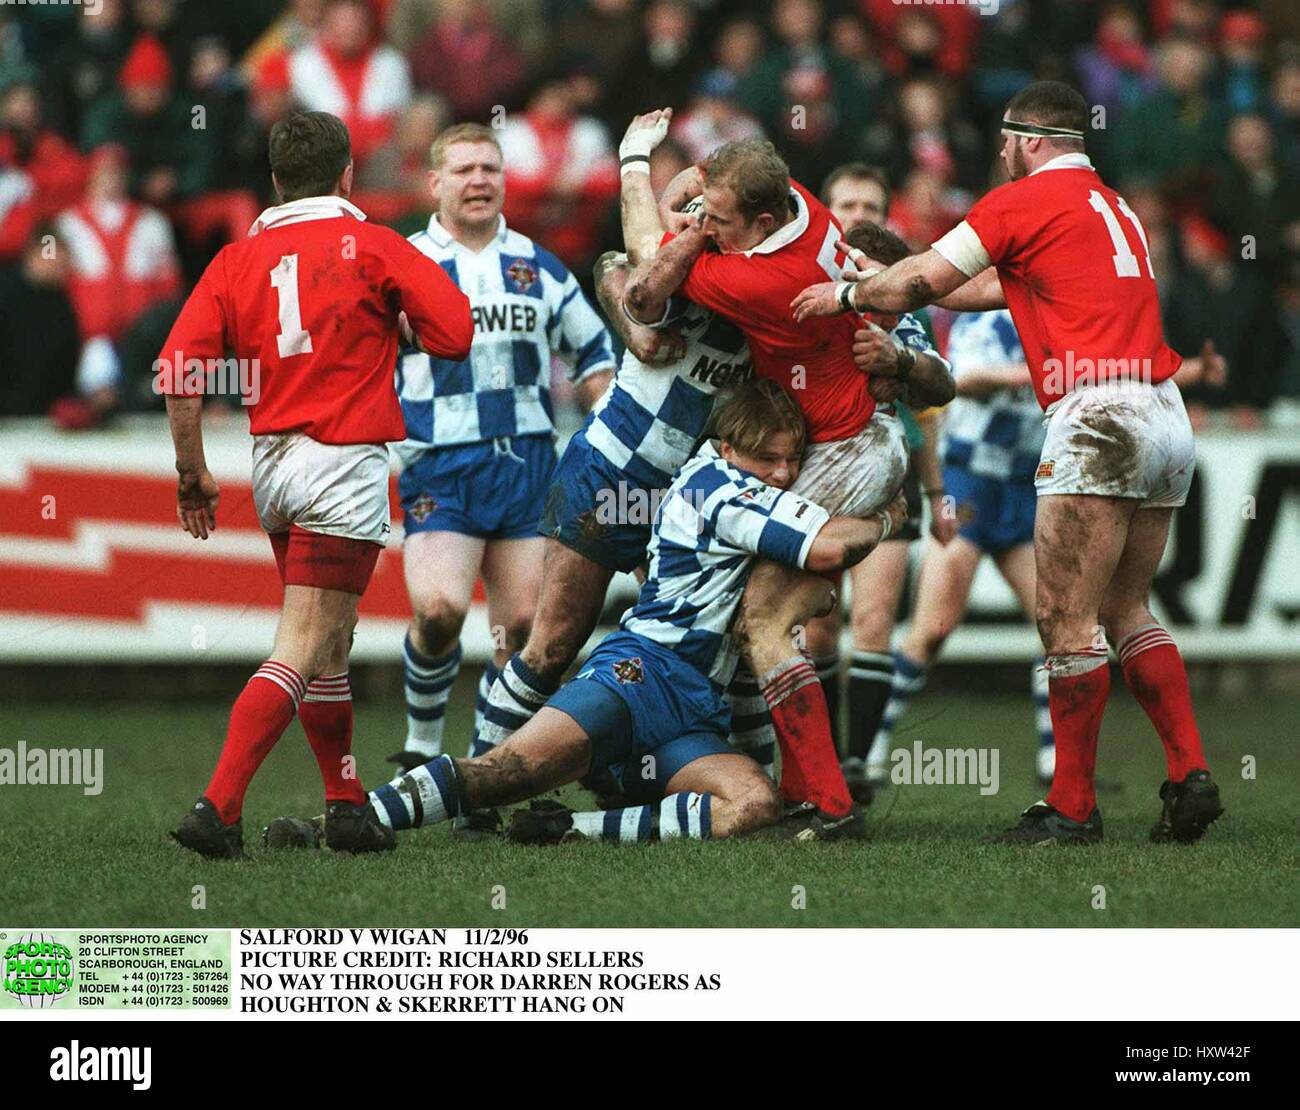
[158,196,473,444]
[674,180,873,443]
[951,154,1181,410]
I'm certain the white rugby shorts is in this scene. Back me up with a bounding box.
[1034,378,1194,508]
[251,433,392,545]
[792,410,909,519]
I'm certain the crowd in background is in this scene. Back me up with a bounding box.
[2,0,1298,427]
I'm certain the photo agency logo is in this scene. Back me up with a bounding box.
[3,932,76,1008]
[0,743,103,795]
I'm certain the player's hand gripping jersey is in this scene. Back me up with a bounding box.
[160,196,473,443]
[933,153,1181,411]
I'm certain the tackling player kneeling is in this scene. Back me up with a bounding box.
[162,112,473,859]
[275,380,904,846]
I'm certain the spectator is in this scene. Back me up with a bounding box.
[243,0,326,90]
[355,94,450,229]
[409,0,526,121]
[80,33,216,206]
[389,0,547,59]
[886,167,962,252]
[287,0,411,168]
[1112,36,1226,192]
[499,73,618,272]
[0,76,86,262]
[827,11,890,107]
[861,0,977,81]
[1164,214,1287,417]
[1267,55,1300,177]
[819,161,889,231]
[671,70,763,164]
[55,144,181,348]
[1209,113,1300,279]
[553,0,644,87]
[41,0,133,140]
[1074,2,1158,125]
[862,75,984,196]
[741,0,873,186]
[0,228,81,417]
[604,1,700,127]
[716,16,765,88]
[1218,10,1268,115]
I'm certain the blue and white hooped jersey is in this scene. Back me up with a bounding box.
[620,442,830,692]
[395,215,615,459]
[941,309,1044,482]
[584,299,752,489]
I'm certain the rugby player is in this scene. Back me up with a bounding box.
[388,123,616,775]
[461,112,764,838]
[623,127,954,827]
[162,111,474,859]
[360,381,907,844]
[791,81,1226,844]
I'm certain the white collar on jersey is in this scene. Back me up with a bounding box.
[1029,152,1096,176]
[737,187,808,257]
[249,195,368,234]
[424,213,509,250]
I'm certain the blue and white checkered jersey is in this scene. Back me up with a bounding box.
[891,310,945,367]
[395,215,615,457]
[940,309,1044,482]
[620,441,830,691]
[584,299,752,488]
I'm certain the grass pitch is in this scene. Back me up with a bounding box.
[1,673,1295,928]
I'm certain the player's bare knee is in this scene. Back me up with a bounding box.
[715,775,782,839]
[411,596,468,653]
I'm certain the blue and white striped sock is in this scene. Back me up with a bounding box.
[569,793,713,842]
[403,634,461,759]
[473,661,501,744]
[1032,656,1054,749]
[868,650,928,769]
[471,653,554,758]
[726,665,775,778]
[370,753,463,831]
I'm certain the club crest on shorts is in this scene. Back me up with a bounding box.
[1036,460,1055,480]
[611,657,644,685]
[408,493,438,523]
[506,259,537,293]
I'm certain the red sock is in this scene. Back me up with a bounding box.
[300,673,366,806]
[1118,625,1207,782]
[205,662,305,823]
[761,657,852,819]
[1044,651,1110,823]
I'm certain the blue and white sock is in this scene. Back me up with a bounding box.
[569,793,713,842]
[471,653,554,758]
[868,650,928,770]
[473,660,501,744]
[726,666,775,778]
[370,753,463,831]
[403,634,461,759]
[1032,656,1054,750]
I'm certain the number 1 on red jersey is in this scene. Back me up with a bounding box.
[270,254,314,358]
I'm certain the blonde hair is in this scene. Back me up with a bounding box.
[712,378,807,457]
[429,122,502,169]
[701,139,791,225]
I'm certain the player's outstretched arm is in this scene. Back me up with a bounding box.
[624,223,707,326]
[956,361,1033,397]
[933,267,1006,312]
[594,252,685,366]
[791,250,970,320]
[852,323,956,407]
[658,164,705,232]
[388,236,474,359]
[618,109,672,264]
[805,494,908,574]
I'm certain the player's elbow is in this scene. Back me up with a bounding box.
[622,281,660,327]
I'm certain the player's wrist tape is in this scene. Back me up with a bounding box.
[620,154,651,176]
[875,509,893,542]
[836,282,856,313]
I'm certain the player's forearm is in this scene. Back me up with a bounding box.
[910,417,945,494]
[903,351,955,408]
[852,257,937,314]
[934,267,1006,312]
[805,516,885,574]
[166,395,208,476]
[955,363,1032,397]
[620,170,666,265]
[574,370,613,411]
[624,226,706,325]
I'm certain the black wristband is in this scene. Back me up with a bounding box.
[619,154,650,169]
[838,282,856,312]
